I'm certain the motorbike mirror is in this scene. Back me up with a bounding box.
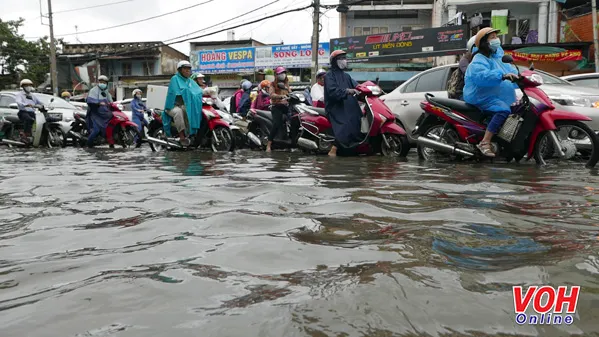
[529,62,535,71]
[9,103,18,110]
[50,98,55,102]
[502,55,514,64]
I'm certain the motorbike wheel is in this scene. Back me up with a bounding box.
[119,126,141,148]
[417,123,460,162]
[211,126,233,152]
[533,120,599,169]
[46,127,65,148]
[381,134,410,157]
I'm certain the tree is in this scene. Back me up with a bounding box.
[0,18,52,90]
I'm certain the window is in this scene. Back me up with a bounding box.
[362,27,371,35]
[568,78,599,88]
[354,27,362,36]
[143,61,155,76]
[402,79,418,93]
[415,69,447,92]
[122,62,132,76]
[0,95,16,108]
[353,26,389,36]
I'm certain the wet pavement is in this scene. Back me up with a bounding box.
[0,147,598,337]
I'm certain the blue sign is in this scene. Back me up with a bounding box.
[194,47,255,74]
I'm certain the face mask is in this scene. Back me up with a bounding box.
[337,59,348,70]
[489,38,501,51]
[135,94,141,99]
[99,83,107,90]
[277,74,286,81]
[261,89,269,95]
[23,86,33,93]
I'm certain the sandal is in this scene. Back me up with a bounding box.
[477,141,496,157]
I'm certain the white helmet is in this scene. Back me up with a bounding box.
[20,79,33,87]
[132,89,142,96]
[466,36,476,52]
[177,60,192,69]
[98,75,109,82]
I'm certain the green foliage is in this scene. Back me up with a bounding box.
[0,18,53,90]
[264,68,274,75]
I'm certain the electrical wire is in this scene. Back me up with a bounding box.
[53,0,135,15]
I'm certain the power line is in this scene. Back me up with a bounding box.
[53,0,135,14]
[51,0,215,38]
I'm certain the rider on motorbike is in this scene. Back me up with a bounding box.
[311,69,326,108]
[15,79,42,142]
[251,80,271,111]
[237,80,253,117]
[266,66,291,153]
[131,89,148,137]
[324,50,362,157]
[463,28,519,157]
[163,60,203,146]
[448,36,477,100]
[86,75,114,147]
[61,91,71,102]
[191,73,207,89]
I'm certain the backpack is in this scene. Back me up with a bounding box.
[447,68,465,100]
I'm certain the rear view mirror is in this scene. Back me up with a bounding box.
[502,55,514,64]
[9,103,18,110]
[50,98,55,102]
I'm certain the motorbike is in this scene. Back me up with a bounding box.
[1,101,65,148]
[414,54,599,168]
[146,96,235,152]
[66,103,141,148]
[293,81,410,156]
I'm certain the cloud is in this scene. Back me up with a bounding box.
[7,0,339,55]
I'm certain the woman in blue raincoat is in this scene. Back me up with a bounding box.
[86,75,113,147]
[162,61,203,146]
[324,50,363,157]
[131,88,147,144]
[464,27,519,157]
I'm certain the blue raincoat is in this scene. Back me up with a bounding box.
[463,46,518,113]
[131,97,147,132]
[324,62,362,148]
[86,86,113,143]
[162,72,203,136]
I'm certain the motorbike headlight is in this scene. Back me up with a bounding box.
[549,95,591,107]
[64,116,74,122]
[367,85,382,96]
[378,113,387,124]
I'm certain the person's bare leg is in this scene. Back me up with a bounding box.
[328,145,337,157]
[477,130,496,157]
[266,141,272,153]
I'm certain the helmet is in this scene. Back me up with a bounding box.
[98,75,109,82]
[191,73,205,81]
[241,80,252,91]
[466,36,476,52]
[329,50,346,62]
[177,60,192,69]
[61,91,71,98]
[260,80,271,89]
[132,89,142,96]
[316,69,327,78]
[275,66,287,75]
[474,27,501,48]
[20,79,33,87]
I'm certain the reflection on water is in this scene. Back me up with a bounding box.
[0,148,598,337]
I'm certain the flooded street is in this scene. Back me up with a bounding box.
[1,147,598,337]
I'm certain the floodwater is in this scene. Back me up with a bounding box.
[1,147,598,337]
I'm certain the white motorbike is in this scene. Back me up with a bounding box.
[1,99,65,148]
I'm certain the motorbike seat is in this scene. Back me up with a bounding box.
[256,109,272,120]
[310,107,328,117]
[4,116,21,124]
[428,97,484,122]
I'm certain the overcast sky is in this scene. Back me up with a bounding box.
[2,0,340,55]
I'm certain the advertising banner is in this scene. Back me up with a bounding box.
[504,50,583,62]
[330,25,469,63]
[254,43,330,68]
[193,47,255,74]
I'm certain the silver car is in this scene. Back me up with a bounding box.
[561,72,599,89]
[381,64,599,145]
[0,91,76,137]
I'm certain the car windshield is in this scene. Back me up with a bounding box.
[515,66,571,85]
[33,94,77,109]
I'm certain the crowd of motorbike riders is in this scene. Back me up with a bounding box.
[9,28,527,157]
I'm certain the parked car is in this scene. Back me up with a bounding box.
[561,73,599,89]
[0,91,75,136]
[69,101,88,111]
[381,64,599,146]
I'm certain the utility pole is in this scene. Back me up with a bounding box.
[310,0,320,86]
[592,0,599,72]
[47,0,58,96]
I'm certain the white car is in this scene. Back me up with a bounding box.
[381,64,599,146]
[0,91,76,136]
[561,73,599,89]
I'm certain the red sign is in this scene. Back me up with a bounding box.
[504,50,583,62]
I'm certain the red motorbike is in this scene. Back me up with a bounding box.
[146,96,234,152]
[414,54,599,168]
[295,80,410,156]
[67,103,141,148]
